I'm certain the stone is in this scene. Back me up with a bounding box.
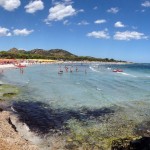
[111,137,150,150]
[135,121,150,137]
[3,93,17,97]
[0,107,3,112]
[111,138,131,150]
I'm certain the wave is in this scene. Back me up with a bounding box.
[117,72,137,77]
[89,66,99,72]
[96,88,102,91]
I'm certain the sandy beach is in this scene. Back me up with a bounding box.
[0,64,15,69]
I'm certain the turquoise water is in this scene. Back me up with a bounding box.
[1,63,150,122]
[1,63,150,110]
[1,63,150,148]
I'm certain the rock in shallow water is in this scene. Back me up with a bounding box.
[9,114,43,145]
[111,137,150,150]
[3,92,17,97]
[111,138,132,150]
[0,107,3,112]
[135,121,150,137]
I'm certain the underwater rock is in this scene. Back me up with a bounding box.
[3,92,17,97]
[135,121,150,137]
[111,138,131,150]
[111,137,150,150]
[0,107,3,112]
[130,137,150,150]
[9,113,43,145]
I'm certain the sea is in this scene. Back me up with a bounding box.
[0,63,150,147]
[1,63,150,107]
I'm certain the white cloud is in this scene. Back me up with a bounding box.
[114,31,148,40]
[25,0,44,13]
[0,27,11,36]
[94,19,106,24]
[46,3,76,22]
[13,28,34,36]
[114,21,125,28]
[107,7,119,14]
[87,29,110,39]
[52,0,73,5]
[0,0,21,11]
[78,20,89,25]
[141,1,150,7]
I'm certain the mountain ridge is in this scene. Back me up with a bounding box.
[0,48,126,62]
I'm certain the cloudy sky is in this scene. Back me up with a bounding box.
[0,0,150,62]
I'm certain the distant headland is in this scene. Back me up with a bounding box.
[0,48,127,63]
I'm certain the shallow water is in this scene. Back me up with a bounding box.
[1,63,150,108]
[1,63,150,148]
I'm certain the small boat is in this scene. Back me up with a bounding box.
[113,69,118,72]
[117,69,123,72]
[15,64,26,68]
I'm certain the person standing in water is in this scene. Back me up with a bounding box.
[76,67,78,72]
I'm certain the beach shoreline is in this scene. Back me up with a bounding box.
[0,61,149,150]
[0,59,132,69]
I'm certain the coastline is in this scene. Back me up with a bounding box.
[0,110,39,150]
[0,61,149,150]
[0,59,132,69]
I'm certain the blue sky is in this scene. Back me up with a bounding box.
[0,0,150,62]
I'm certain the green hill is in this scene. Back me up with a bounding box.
[0,48,126,62]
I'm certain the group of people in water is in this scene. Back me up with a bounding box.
[58,65,87,74]
[0,66,25,75]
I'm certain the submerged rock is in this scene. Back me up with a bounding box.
[3,92,17,98]
[0,84,19,100]
[130,137,150,150]
[135,121,150,137]
[111,138,133,150]
[0,107,3,112]
[9,114,43,145]
[0,111,38,150]
[111,137,150,150]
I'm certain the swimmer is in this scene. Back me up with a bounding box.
[76,67,78,72]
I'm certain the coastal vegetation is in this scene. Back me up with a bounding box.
[0,48,126,62]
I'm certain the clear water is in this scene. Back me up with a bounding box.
[1,63,150,149]
[1,63,150,120]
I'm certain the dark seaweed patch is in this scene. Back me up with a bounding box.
[12,101,115,134]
